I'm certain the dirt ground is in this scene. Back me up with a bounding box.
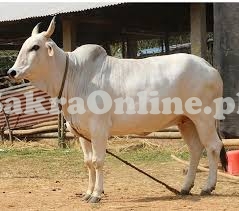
[0,139,238,211]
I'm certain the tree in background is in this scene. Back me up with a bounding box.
[214,3,239,138]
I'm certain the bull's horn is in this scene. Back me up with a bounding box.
[31,22,41,36]
[44,16,56,38]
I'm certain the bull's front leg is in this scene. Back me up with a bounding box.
[87,136,107,203]
[79,137,96,201]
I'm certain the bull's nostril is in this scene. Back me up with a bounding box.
[8,70,17,78]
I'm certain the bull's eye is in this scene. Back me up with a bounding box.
[30,45,40,51]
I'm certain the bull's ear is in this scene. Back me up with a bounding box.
[46,42,54,57]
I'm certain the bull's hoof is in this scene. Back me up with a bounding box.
[200,189,212,196]
[87,196,101,203]
[200,186,215,196]
[81,194,91,201]
[180,189,190,195]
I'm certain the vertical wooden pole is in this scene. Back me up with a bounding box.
[103,42,111,56]
[122,40,127,58]
[58,17,77,148]
[62,19,76,51]
[3,111,12,144]
[127,39,138,58]
[0,128,2,142]
[60,111,66,148]
[190,3,207,59]
[164,33,170,55]
[58,112,62,146]
[160,39,164,55]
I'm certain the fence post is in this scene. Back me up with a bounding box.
[59,16,77,148]
[58,112,62,147]
[60,111,66,148]
[58,111,67,148]
[2,105,13,144]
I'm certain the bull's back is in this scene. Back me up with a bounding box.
[106,53,221,100]
[106,53,222,135]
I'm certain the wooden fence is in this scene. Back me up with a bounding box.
[1,83,239,148]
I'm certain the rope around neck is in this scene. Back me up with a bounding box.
[57,53,69,110]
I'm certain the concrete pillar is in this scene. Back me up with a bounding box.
[62,19,76,51]
[190,3,207,58]
[214,3,239,138]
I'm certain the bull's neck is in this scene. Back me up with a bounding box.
[31,46,69,98]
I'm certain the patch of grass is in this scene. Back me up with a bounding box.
[176,151,190,160]
[107,147,190,165]
[0,142,191,180]
[116,149,171,163]
[0,148,85,179]
[0,148,79,158]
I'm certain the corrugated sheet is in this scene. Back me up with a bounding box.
[0,83,58,130]
[0,2,121,22]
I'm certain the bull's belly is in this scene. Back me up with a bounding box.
[63,108,183,138]
[110,113,181,136]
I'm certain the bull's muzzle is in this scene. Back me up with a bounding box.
[7,69,17,79]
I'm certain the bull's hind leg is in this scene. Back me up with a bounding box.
[79,137,96,201]
[193,117,224,195]
[178,117,204,195]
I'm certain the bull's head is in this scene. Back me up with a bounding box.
[8,16,57,81]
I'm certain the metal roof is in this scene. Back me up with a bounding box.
[0,2,121,22]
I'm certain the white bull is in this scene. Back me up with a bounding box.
[8,17,227,203]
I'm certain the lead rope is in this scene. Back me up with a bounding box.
[57,53,180,195]
[69,125,180,195]
[105,149,180,195]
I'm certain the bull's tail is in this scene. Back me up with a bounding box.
[216,120,228,172]
[220,145,228,172]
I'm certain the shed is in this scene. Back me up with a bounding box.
[1,2,237,138]
[0,3,211,56]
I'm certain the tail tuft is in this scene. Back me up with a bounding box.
[220,146,228,172]
[216,120,228,172]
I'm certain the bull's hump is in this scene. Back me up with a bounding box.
[74,44,107,62]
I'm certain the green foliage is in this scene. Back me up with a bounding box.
[169,33,190,45]
[110,42,123,58]
[137,39,161,51]
[0,50,18,76]
[110,33,191,58]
